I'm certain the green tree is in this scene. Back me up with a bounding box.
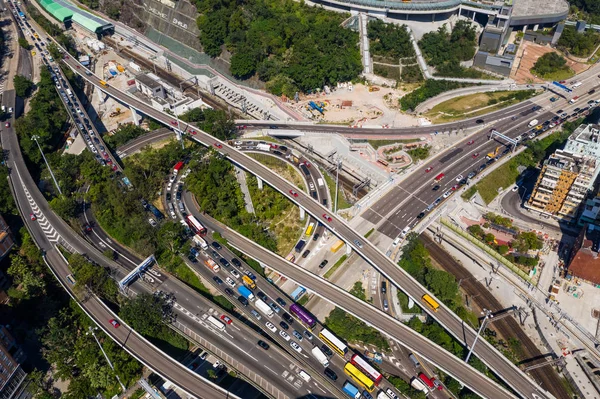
[47,42,61,60]
[13,75,34,98]
[49,195,78,219]
[230,49,258,79]
[349,281,367,301]
[7,254,46,300]
[531,52,570,77]
[120,292,175,336]
[18,37,30,49]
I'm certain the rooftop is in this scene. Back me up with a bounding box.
[569,124,600,145]
[511,0,568,18]
[568,225,600,285]
[135,74,163,90]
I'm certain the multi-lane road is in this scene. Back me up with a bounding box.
[60,54,553,399]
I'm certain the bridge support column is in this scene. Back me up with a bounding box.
[130,106,141,126]
[257,176,264,190]
[299,207,306,221]
[96,88,107,105]
[346,243,352,255]
[533,24,539,32]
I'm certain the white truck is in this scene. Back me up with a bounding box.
[256,143,271,152]
[410,377,429,394]
[192,234,208,250]
[66,88,73,97]
[254,299,274,318]
[528,119,539,128]
[317,178,324,187]
[311,346,330,367]
[206,315,225,331]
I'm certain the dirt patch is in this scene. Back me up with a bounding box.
[512,42,589,83]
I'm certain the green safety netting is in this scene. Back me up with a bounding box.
[38,0,72,22]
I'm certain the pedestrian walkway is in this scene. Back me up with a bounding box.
[234,166,255,214]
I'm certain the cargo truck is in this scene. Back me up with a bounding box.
[294,239,306,253]
[237,286,255,302]
[256,143,271,152]
[242,275,256,290]
[311,346,330,367]
[204,259,220,272]
[528,119,539,128]
[192,235,208,250]
[254,299,274,317]
[342,381,360,399]
[410,377,428,394]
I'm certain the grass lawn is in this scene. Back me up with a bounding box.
[324,254,348,279]
[536,68,575,81]
[472,161,520,204]
[424,90,538,123]
[321,168,352,210]
[368,138,420,150]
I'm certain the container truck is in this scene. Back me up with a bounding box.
[256,143,271,152]
[294,239,306,252]
[192,235,208,250]
[237,286,255,302]
[311,346,330,367]
[528,119,539,127]
[204,259,220,272]
[342,381,360,399]
[254,299,274,317]
[410,377,428,394]
[206,315,226,331]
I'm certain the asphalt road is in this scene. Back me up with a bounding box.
[61,55,550,399]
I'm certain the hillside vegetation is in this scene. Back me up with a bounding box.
[194,0,362,95]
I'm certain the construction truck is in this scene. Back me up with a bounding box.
[368,86,380,92]
[486,146,500,160]
[109,108,122,118]
[204,259,219,272]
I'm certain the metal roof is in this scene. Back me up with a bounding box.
[38,0,73,22]
[38,0,113,33]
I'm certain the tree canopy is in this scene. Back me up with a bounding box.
[13,75,34,98]
[195,0,362,94]
[419,21,478,77]
[531,52,570,77]
[368,20,414,60]
[557,26,600,57]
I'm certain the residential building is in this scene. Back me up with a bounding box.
[567,224,600,286]
[0,215,14,261]
[0,326,27,399]
[526,124,600,222]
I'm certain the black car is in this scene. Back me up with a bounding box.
[257,340,270,350]
[313,233,320,241]
[237,296,249,306]
[416,212,425,219]
[225,288,235,297]
[324,368,338,381]
[213,276,223,285]
[211,241,222,250]
[321,345,333,357]
[319,260,328,268]
[166,192,171,201]
[219,258,230,268]
[176,191,182,200]
[432,185,440,191]
[282,313,294,325]
[257,291,268,301]
[231,258,242,267]
[302,249,310,258]
[276,297,286,307]
[279,321,289,330]
[311,191,317,199]
[475,119,484,124]
[322,199,328,206]
[187,254,197,263]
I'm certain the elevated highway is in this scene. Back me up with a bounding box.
[62,55,553,399]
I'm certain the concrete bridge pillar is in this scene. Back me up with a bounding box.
[257,176,264,190]
[130,106,141,126]
[299,207,306,221]
[346,243,352,255]
[96,88,107,105]
[533,24,539,32]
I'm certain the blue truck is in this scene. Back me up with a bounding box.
[342,381,360,399]
[291,286,306,301]
[237,286,255,301]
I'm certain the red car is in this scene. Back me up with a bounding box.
[213,142,223,149]
[451,184,459,191]
[4,122,9,128]
[190,130,197,135]
[322,213,332,222]
[472,153,479,159]
[170,120,178,126]
[76,65,80,69]
[425,166,433,173]
[220,315,232,324]
[303,161,311,168]
[467,140,475,145]
[289,189,298,197]
[109,319,120,328]
[30,213,36,221]
[270,143,278,149]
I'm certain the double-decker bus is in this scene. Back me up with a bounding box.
[289,304,317,329]
[350,354,382,384]
[421,294,440,311]
[319,328,348,356]
[186,215,207,235]
[344,363,375,392]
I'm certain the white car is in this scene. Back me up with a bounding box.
[234,141,243,145]
[455,174,463,182]
[166,182,173,191]
[148,218,157,227]
[309,182,315,190]
[225,277,236,288]
[512,185,519,192]
[442,190,451,199]
[230,269,240,279]
[279,330,290,341]
[169,174,176,183]
[265,322,277,333]
[290,341,302,353]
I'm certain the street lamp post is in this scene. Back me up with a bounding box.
[465,308,494,363]
[31,135,62,195]
[87,327,127,392]
[334,158,342,213]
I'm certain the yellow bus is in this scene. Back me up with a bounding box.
[305,222,315,236]
[242,275,256,290]
[99,80,108,86]
[331,240,344,253]
[344,363,375,392]
[422,294,439,311]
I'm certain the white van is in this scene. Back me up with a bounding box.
[400,226,411,237]
[392,237,401,246]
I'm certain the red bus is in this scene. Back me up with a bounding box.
[434,173,445,182]
[173,161,184,174]
[418,373,434,389]
[351,354,382,384]
[186,215,206,235]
